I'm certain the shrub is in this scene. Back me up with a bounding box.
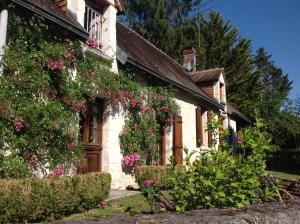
[0,172,111,223]
[171,114,281,211]
[135,165,179,189]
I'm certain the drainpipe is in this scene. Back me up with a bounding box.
[0,2,8,68]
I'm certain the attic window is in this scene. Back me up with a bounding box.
[220,82,226,103]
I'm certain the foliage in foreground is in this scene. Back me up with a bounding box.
[0,172,111,223]
[141,115,281,212]
[172,115,280,211]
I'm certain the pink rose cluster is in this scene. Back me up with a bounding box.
[144,178,155,187]
[65,48,76,63]
[130,98,140,109]
[47,60,64,71]
[47,163,65,178]
[87,38,99,49]
[14,118,25,133]
[123,153,140,168]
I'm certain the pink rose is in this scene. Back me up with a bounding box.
[99,199,107,206]
[236,135,243,143]
[132,123,139,130]
[160,105,169,111]
[144,179,155,187]
[15,118,25,133]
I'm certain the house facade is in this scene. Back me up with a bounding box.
[0,0,250,189]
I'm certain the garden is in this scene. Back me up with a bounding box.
[0,4,299,224]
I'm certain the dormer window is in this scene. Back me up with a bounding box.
[220,82,226,104]
[84,4,103,48]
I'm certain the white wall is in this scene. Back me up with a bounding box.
[102,5,118,73]
[102,103,137,189]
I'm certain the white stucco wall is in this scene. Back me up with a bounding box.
[102,103,137,189]
[102,5,118,73]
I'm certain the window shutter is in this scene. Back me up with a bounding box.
[173,115,183,164]
[219,113,225,145]
[196,107,203,147]
[207,111,213,147]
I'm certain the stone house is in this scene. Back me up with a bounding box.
[0,0,250,189]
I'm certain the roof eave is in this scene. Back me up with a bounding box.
[125,57,224,110]
[12,0,89,40]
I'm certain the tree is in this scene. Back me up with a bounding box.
[121,0,201,62]
[254,48,293,147]
[197,12,263,116]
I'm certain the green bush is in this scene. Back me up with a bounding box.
[172,114,281,211]
[135,165,180,189]
[0,172,111,223]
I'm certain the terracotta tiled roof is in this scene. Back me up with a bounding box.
[190,68,224,83]
[116,22,223,109]
[12,0,88,39]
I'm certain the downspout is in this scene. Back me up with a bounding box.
[0,2,8,70]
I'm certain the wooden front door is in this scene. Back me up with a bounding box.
[79,99,103,173]
[173,115,183,164]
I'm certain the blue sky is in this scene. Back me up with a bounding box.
[210,0,300,99]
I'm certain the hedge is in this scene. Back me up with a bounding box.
[135,165,183,189]
[0,172,111,223]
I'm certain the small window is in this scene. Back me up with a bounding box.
[220,83,226,103]
[80,99,103,145]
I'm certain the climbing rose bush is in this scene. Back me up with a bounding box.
[0,12,124,178]
[119,87,179,166]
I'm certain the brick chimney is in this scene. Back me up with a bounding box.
[183,47,197,72]
[54,0,68,13]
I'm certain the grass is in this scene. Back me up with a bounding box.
[61,193,151,221]
[267,170,300,181]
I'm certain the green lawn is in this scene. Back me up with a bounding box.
[61,194,150,222]
[267,170,300,180]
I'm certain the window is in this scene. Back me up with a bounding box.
[80,99,103,145]
[220,82,226,103]
[84,4,103,47]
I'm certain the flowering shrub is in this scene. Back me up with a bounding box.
[119,88,179,167]
[171,114,281,211]
[0,10,123,177]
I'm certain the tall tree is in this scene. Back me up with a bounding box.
[197,12,263,116]
[121,0,201,62]
[254,48,293,147]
